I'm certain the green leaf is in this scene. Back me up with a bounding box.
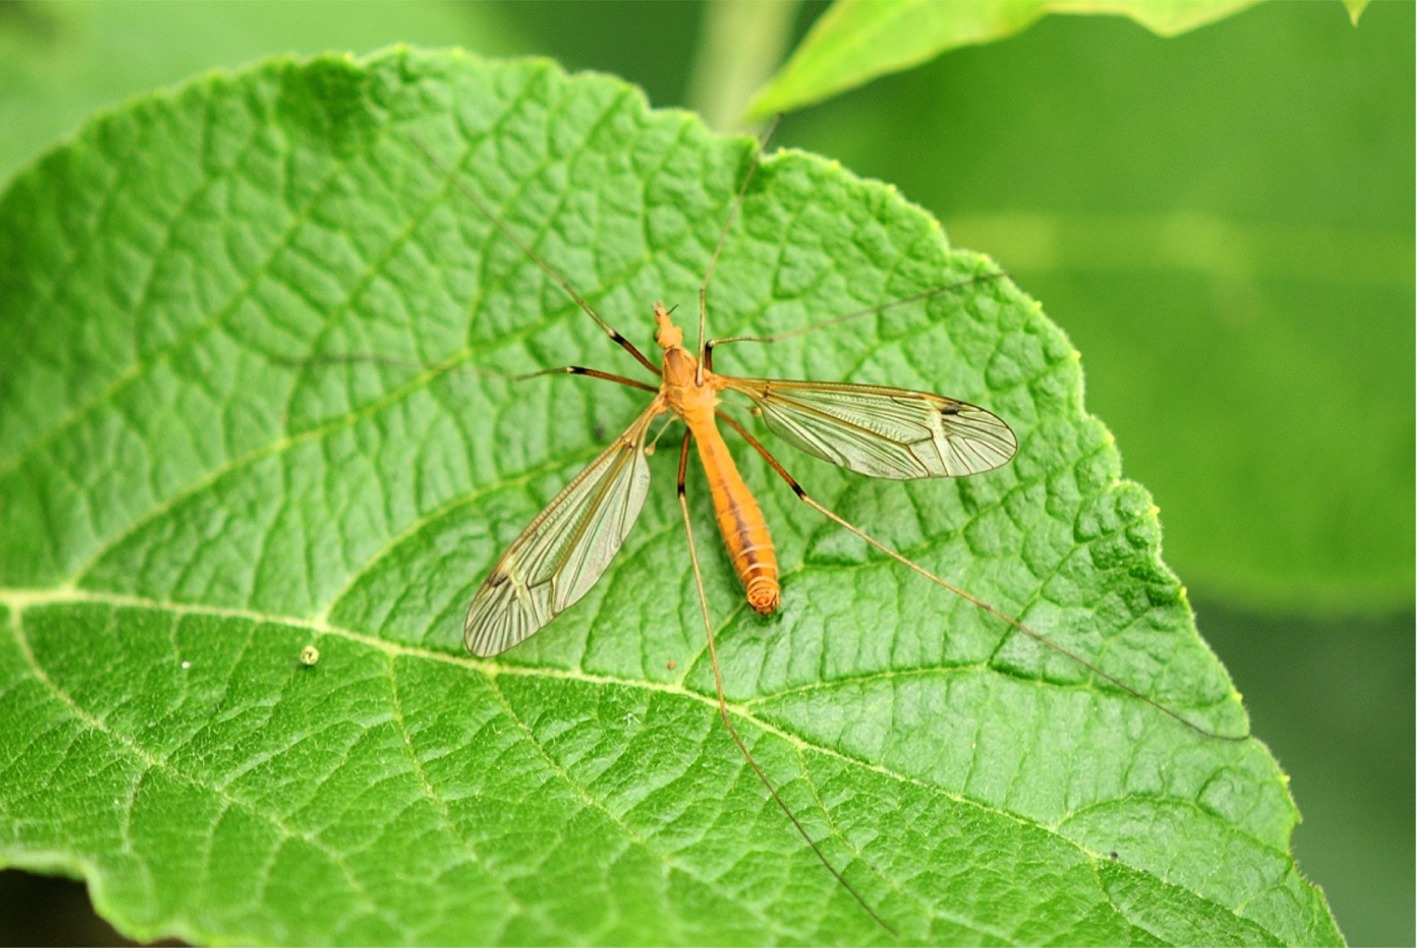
[749,0,1276,117]
[785,0,1413,613]
[0,50,1338,945]
[0,0,524,185]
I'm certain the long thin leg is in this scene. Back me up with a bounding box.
[409,135,661,377]
[696,116,782,377]
[675,429,896,935]
[270,353,435,370]
[705,272,1008,365]
[279,352,659,395]
[714,410,1246,743]
[509,365,658,394]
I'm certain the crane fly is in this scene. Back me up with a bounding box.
[463,301,1018,653]
[398,129,1234,933]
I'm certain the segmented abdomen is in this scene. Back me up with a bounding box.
[691,421,780,614]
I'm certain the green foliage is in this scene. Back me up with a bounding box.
[748,0,1281,116]
[790,1,1414,615]
[0,1,523,184]
[0,50,1339,945]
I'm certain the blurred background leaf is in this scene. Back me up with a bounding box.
[747,0,1269,117]
[0,1,1409,945]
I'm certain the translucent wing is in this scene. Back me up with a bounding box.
[723,378,1016,479]
[465,405,661,656]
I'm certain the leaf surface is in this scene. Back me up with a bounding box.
[796,1,1413,612]
[0,50,1338,945]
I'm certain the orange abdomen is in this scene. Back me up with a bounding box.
[691,420,780,614]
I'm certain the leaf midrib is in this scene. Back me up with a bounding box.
[2,585,1265,876]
